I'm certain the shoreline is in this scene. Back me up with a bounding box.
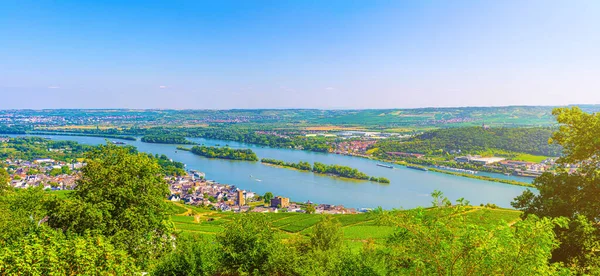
[11,131,536,188]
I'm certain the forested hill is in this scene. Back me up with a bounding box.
[374,127,561,156]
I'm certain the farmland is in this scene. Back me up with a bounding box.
[168,202,522,247]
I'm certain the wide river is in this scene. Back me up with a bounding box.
[14,134,535,209]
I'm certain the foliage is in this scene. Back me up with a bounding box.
[0,136,93,162]
[376,191,568,275]
[313,161,369,180]
[151,234,219,276]
[151,153,186,176]
[263,192,273,204]
[261,158,312,171]
[190,145,258,161]
[550,106,600,165]
[142,134,195,144]
[0,228,139,275]
[216,213,295,275]
[0,168,8,192]
[44,143,174,269]
[263,159,390,183]
[374,126,561,157]
[512,106,600,273]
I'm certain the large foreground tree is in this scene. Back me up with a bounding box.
[512,106,600,272]
[46,143,174,269]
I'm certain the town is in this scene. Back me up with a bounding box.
[2,155,359,215]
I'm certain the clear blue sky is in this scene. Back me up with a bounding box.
[1,0,599,109]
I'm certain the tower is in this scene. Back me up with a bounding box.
[237,190,245,206]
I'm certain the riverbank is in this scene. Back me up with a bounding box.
[427,167,534,187]
[6,133,531,209]
[28,131,137,141]
[22,130,536,187]
[337,152,535,187]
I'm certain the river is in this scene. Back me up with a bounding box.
[12,134,534,209]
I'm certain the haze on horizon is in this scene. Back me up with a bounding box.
[1,0,599,110]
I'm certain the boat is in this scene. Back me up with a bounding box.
[255,179,262,182]
[376,163,394,169]
[111,141,126,145]
[406,165,428,172]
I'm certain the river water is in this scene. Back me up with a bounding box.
[12,134,534,209]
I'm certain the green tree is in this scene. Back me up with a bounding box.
[60,165,71,175]
[512,107,600,272]
[309,216,343,251]
[263,192,274,204]
[377,192,567,275]
[216,214,294,275]
[304,204,316,214]
[151,235,219,276]
[45,143,173,269]
[0,228,139,275]
[550,106,600,164]
[0,168,9,192]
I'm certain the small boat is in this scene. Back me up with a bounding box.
[406,165,428,172]
[255,179,262,182]
[249,174,253,178]
[376,163,394,169]
[111,141,126,145]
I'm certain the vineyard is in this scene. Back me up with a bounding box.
[168,202,522,247]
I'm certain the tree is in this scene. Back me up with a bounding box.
[216,214,294,275]
[0,168,9,192]
[0,228,139,275]
[45,143,173,269]
[309,216,343,251]
[512,106,600,272]
[151,235,219,276]
[304,204,316,214]
[550,106,600,165]
[376,192,566,275]
[263,192,274,204]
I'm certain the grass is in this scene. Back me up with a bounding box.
[46,190,73,199]
[513,153,551,163]
[343,225,396,240]
[279,215,324,232]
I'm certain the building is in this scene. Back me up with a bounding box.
[454,155,505,165]
[237,190,245,206]
[270,196,290,208]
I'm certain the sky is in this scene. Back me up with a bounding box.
[1,0,599,109]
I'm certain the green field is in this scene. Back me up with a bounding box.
[513,153,552,163]
[168,202,522,247]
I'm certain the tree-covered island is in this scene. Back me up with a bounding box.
[261,158,390,183]
[186,145,258,161]
[141,135,195,144]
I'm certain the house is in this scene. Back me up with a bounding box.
[270,196,290,208]
[169,195,181,202]
[34,158,54,164]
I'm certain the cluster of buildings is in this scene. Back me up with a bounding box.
[3,158,83,190]
[455,155,506,165]
[166,171,358,214]
[387,152,425,159]
[454,155,561,177]
[333,140,377,155]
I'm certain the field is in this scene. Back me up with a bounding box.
[168,202,522,247]
[513,153,552,163]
